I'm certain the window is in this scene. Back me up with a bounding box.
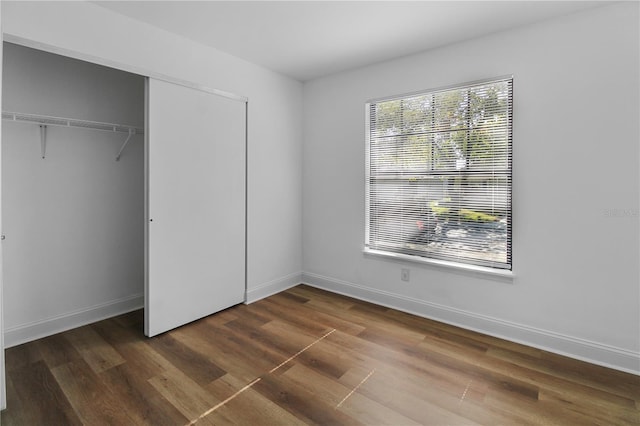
[365,77,512,271]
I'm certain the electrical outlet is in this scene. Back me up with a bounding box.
[401,268,410,282]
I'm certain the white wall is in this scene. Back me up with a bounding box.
[2,43,145,346]
[302,2,639,373]
[1,2,304,315]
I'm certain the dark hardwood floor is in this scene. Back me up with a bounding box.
[2,284,639,425]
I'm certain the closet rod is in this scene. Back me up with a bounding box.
[2,111,144,135]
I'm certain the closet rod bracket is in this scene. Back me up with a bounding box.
[115,129,134,161]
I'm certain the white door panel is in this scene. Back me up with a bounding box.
[146,78,246,337]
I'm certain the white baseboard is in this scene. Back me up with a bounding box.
[5,270,304,347]
[301,272,640,376]
[3,293,144,348]
[245,272,302,304]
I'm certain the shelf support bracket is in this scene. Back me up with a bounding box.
[116,129,134,161]
[40,125,47,159]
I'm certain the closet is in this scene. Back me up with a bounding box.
[1,42,247,345]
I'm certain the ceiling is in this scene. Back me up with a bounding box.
[95,1,607,82]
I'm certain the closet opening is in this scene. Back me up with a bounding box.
[2,42,146,347]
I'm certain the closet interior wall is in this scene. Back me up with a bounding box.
[2,43,145,346]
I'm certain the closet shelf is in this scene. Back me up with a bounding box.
[3,111,144,160]
[2,111,144,135]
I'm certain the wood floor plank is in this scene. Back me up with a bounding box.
[63,325,126,374]
[302,298,369,335]
[274,289,310,304]
[198,307,239,326]
[201,373,311,425]
[228,303,273,326]
[223,315,304,360]
[261,320,353,378]
[112,309,144,328]
[204,372,251,402]
[283,362,358,406]
[204,387,309,426]
[168,329,262,384]
[251,298,334,336]
[288,284,358,310]
[91,318,174,380]
[3,361,82,425]
[260,317,332,344]
[36,333,83,369]
[4,340,42,373]
[267,292,367,335]
[3,284,637,425]
[1,375,41,426]
[99,363,189,425]
[172,319,284,381]
[252,372,364,425]
[51,359,140,425]
[147,333,227,386]
[147,366,220,425]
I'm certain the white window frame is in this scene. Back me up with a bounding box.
[364,76,513,277]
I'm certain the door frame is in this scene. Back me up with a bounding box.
[0,22,6,411]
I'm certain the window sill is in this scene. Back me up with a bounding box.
[363,248,514,281]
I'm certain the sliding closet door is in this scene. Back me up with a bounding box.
[145,78,246,337]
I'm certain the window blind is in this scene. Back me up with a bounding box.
[365,77,513,270]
